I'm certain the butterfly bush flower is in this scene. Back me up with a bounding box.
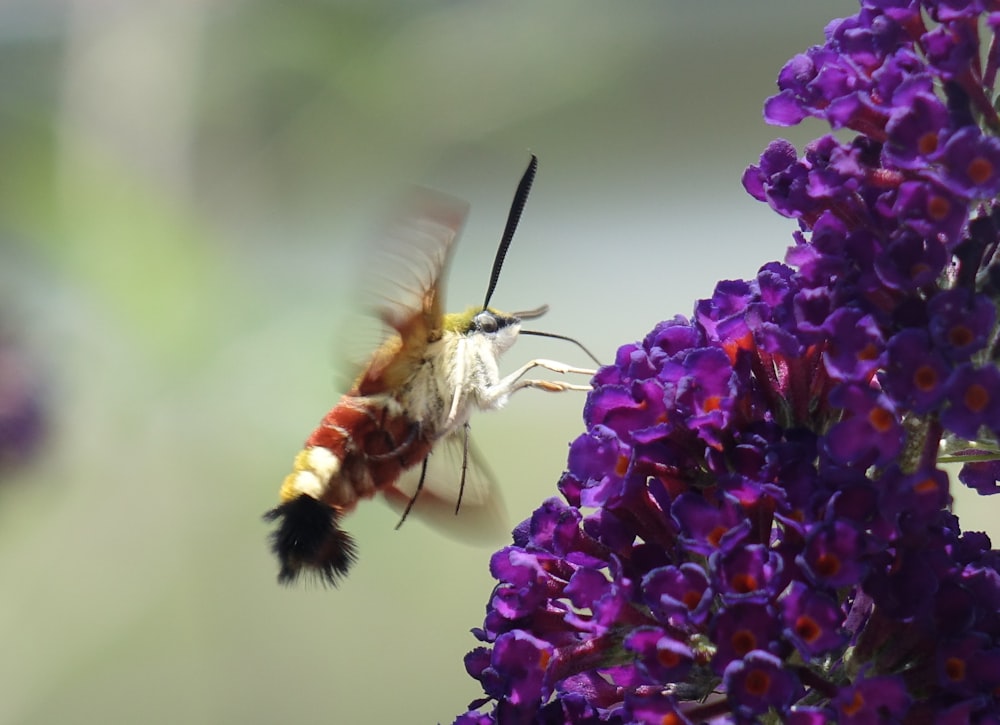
[455,2,1000,722]
[0,330,46,476]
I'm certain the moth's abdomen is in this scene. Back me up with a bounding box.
[267,394,432,585]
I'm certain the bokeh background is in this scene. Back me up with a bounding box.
[3,2,995,723]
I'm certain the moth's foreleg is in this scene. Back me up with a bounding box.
[517,358,596,378]
[484,358,595,404]
[511,379,593,393]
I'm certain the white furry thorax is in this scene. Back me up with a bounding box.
[398,320,522,438]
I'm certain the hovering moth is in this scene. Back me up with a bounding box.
[265,155,597,585]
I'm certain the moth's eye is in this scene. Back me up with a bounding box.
[474,311,498,333]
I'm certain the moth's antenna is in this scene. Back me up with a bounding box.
[483,154,538,310]
[521,329,603,367]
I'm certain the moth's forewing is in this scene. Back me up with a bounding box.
[353,188,470,395]
[382,430,510,544]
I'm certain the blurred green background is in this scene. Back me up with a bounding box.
[3,2,995,724]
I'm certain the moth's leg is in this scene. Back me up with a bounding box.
[455,422,471,515]
[511,379,593,393]
[447,342,468,424]
[482,358,596,403]
[521,358,596,377]
[394,455,429,530]
[368,422,419,462]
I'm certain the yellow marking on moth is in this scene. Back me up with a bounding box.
[279,447,341,501]
[281,471,321,501]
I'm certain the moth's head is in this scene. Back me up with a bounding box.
[444,304,548,356]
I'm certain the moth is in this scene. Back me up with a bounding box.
[265,155,598,584]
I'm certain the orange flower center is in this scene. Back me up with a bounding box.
[964,383,990,413]
[795,615,821,643]
[968,156,995,185]
[918,131,939,155]
[913,364,938,392]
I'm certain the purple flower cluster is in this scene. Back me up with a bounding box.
[454,2,1000,722]
[0,330,46,476]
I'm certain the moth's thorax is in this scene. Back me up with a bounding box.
[397,315,520,433]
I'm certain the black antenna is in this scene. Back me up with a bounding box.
[482,154,538,310]
[521,329,603,367]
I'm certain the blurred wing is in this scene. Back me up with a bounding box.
[382,428,510,544]
[352,188,469,395]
